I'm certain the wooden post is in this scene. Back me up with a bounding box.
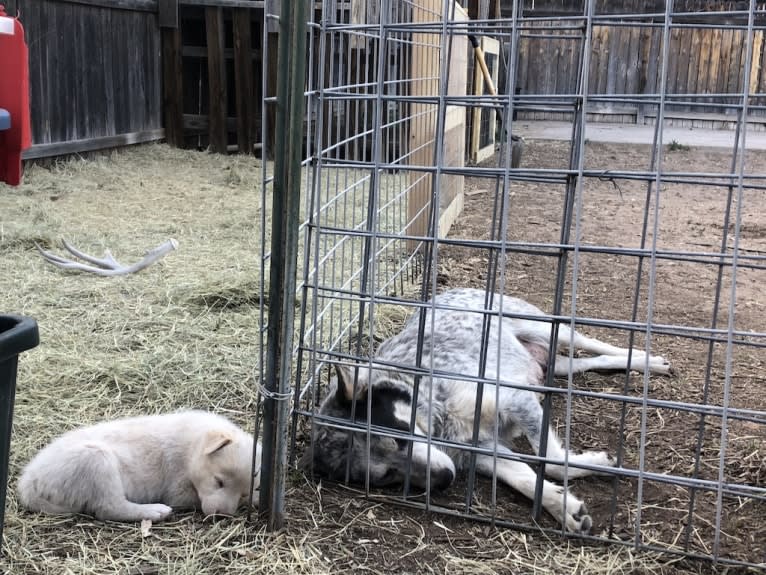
[233,8,255,154]
[161,28,184,148]
[158,0,178,29]
[206,6,227,153]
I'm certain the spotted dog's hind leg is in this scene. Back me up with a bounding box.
[509,392,615,480]
[554,326,672,375]
[474,443,592,533]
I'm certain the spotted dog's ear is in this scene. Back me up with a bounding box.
[335,364,368,404]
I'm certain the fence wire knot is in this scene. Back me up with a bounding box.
[257,382,293,402]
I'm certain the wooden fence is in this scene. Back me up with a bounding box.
[10,0,766,160]
[160,3,269,154]
[8,0,163,159]
[513,1,766,127]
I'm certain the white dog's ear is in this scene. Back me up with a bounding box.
[204,431,233,455]
[335,364,368,404]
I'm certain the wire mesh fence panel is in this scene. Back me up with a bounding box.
[262,0,766,568]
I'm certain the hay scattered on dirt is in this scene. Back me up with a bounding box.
[0,143,750,574]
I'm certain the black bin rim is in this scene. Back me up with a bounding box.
[0,315,40,363]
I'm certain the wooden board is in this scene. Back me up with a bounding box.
[158,0,178,28]
[233,8,255,154]
[162,27,184,147]
[205,6,227,153]
[20,0,162,155]
[23,129,165,159]
[407,1,468,247]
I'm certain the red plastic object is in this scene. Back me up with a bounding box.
[0,4,31,186]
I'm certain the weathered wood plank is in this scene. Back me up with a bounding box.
[129,10,147,132]
[182,45,263,59]
[110,5,128,134]
[33,0,268,9]
[750,30,766,97]
[717,27,733,96]
[707,27,722,97]
[205,6,227,153]
[60,2,77,141]
[686,28,702,98]
[665,28,681,96]
[682,28,696,95]
[637,24,652,119]
[183,113,239,132]
[50,0,157,12]
[23,129,165,160]
[182,0,265,6]
[587,25,602,94]
[101,6,116,137]
[147,8,163,128]
[696,28,713,97]
[605,25,620,95]
[19,0,44,143]
[595,26,610,94]
[158,0,178,28]
[646,27,661,97]
[517,33,529,94]
[408,0,439,246]
[614,26,629,95]
[233,8,255,154]
[161,27,184,147]
[726,30,745,96]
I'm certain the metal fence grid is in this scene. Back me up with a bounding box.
[258,0,766,568]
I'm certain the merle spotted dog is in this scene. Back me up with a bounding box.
[300,288,670,532]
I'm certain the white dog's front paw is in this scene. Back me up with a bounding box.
[141,503,173,522]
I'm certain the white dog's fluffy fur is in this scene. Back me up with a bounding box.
[17,410,261,522]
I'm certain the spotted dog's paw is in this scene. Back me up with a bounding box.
[548,487,593,534]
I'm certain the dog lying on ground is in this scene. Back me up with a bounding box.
[301,288,671,533]
[18,410,261,522]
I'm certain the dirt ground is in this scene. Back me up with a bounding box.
[431,139,766,567]
[0,140,763,574]
[288,138,765,572]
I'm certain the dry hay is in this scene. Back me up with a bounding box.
[0,143,749,574]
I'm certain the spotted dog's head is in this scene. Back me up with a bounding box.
[300,365,455,491]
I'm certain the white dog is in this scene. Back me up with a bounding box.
[17,410,261,522]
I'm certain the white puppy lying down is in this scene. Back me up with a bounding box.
[17,410,261,522]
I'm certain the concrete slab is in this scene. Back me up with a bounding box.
[514,120,766,150]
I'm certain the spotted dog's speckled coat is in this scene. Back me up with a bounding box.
[301,288,670,533]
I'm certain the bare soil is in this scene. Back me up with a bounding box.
[430,139,766,567]
[281,140,765,574]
